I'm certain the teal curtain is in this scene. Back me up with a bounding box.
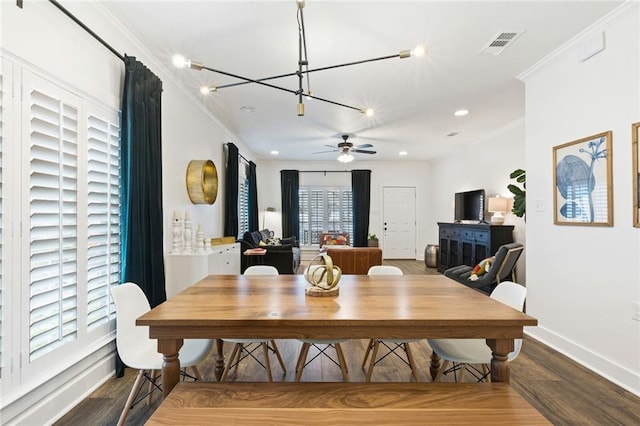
[352,170,371,247]
[224,143,239,237]
[280,170,299,239]
[119,56,165,376]
[120,56,166,306]
[248,161,259,231]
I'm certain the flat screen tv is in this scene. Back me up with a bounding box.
[454,189,485,222]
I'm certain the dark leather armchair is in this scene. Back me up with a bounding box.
[444,243,524,294]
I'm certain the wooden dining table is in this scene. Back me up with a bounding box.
[137,274,537,397]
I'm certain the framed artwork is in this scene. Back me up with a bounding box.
[633,122,639,227]
[553,131,613,226]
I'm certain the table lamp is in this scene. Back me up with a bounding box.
[488,196,508,225]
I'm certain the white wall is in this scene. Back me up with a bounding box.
[425,118,527,281]
[521,4,640,395]
[257,160,431,259]
[0,1,248,423]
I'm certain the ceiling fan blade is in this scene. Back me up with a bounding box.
[356,143,373,149]
[313,149,339,154]
[352,149,377,154]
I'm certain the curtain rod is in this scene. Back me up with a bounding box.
[48,0,125,61]
[225,143,250,164]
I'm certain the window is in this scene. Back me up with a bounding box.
[1,64,120,385]
[299,187,352,246]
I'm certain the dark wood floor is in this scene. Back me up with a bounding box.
[56,260,640,425]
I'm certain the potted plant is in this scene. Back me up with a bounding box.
[507,169,526,219]
[368,234,379,247]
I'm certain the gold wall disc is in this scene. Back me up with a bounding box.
[186,160,218,204]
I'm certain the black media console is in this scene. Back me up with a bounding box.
[437,222,514,273]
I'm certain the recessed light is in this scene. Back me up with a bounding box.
[399,151,408,156]
[454,109,469,116]
[240,105,256,113]
[270,150,279,155]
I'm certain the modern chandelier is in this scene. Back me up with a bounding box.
[173,0,426,117]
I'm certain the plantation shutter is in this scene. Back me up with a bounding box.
[28,88,79,361]
[298,189,309,245]
[86,113,120,330]
[238,177,249,236]
[342,190,353,237]
[309,190,323,245]
[298,188,353,247]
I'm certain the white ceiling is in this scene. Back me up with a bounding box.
[100,0,623,162]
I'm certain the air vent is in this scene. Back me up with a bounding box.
[479,31,525,55]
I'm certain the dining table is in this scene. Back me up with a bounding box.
[136,274,538,397]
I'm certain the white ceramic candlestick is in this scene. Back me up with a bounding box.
[196,223,205,253]
[171,212,183,254]
[183,212,193,254]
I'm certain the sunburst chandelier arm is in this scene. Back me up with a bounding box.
[206,52,412,91]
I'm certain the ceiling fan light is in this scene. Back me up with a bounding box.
[338,152,354,163]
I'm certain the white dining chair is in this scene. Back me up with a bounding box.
[222,265,286,381]
[294,263,350,382]
[111,283,213,426]
[428,281,527,382]
[244,264,279,275]
[363,265,422,382]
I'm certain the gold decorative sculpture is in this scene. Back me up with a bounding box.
[186,160,218,204]
[304,254,342,297]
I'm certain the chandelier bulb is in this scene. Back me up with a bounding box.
[411,44,427,57]
[199,85,217,95]
[172,54,189,69]
[360,107,374,117]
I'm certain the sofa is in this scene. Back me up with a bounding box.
[239,229,301,274]
[326,247,382,275]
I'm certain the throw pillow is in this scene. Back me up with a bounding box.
[267,237,281,246]
[258,240,268,247]
[468,256,495,281]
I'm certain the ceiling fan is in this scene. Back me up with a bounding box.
[313,134,377,163]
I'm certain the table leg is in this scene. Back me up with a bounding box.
[429,350,441,381]
[158,338,183,398]
[214,338,225,381]
[486,338,514,383]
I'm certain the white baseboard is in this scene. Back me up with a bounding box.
[526,327,640,397]
[2,349,116,425]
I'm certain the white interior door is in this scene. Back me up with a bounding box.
[382,187,416,259]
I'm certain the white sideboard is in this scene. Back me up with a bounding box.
[165,242,240,298]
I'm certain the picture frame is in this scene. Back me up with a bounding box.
[553,131,613,226]
[633,122,639,227]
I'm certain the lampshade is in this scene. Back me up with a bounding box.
[488,196,508,225]
[488,196,508,213]
[262,207,277,230]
